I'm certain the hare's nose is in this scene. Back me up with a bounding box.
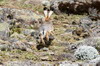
[36,37,39,39]
[45,17,49,21]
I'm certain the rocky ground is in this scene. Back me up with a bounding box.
[0,0,100,66]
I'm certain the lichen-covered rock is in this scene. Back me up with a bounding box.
[74,45,99,60]
[0,40,36,52]
[0,8,43,23]
[21,29,35,35]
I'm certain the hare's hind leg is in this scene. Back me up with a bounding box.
[50,31,54,36]
[40,35,45,46]
[46,32,49,41]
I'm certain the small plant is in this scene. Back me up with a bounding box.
[74,45,99,60]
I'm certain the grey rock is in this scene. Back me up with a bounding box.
[0,22,10,38]
[79,17,100,37]
[24,0,43,5]
[56,53,76,61]
[41,47,49,51]
[68,37,100,53]
[0,8,43,23]
[10,32,25,39]
[8,38,19,43]
[59,61,79,66]
[22,29,35,35]
[0,39,36,52]
[4,61,53,66]
[89,7,100,20]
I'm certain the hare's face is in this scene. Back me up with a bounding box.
[31,19,43,29]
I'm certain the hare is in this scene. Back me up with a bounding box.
[35,9,54,46]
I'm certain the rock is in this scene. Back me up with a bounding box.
[42,0,50,7]
[68,37,100,53]
[24,0,43,5]
[56,53,76,61]
[91,20,100,37]
[80,17,92,25]
[9,38,19,43]
[74,17,100,37]
[10,32,25,39]
[50,0,61,14]
[58,56,100,66]
[79,17,92,28]
[11,41,34,52]
[40,56,49,61]
[59,61,79,66]
[95,60,100,66]
[0,39,36,52]
[4,61,36,66]
[21,29,35,35]
[88,8,100,20]
[88,56,100,66]
[0,8,43,23]
[74,45,99,60]
[4,61,53,66]
[41,47,49,51]
[0,22,10,38]
[50,0,100,15]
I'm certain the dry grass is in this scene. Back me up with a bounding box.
[0,0,43,13]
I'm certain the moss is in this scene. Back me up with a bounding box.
[0,51,10,62]
[0,49,41,62]
[20,52,40,60]
[0,0,3,2]
[11,49,23,54]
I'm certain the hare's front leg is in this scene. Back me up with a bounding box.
[46,32,49,41]
[50,31,54,36]
[40,35,45,46]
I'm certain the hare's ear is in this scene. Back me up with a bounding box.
[44,10,48,18]
[48,10,53,18]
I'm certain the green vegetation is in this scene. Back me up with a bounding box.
[0,49,40,62]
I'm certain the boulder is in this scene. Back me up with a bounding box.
[0,8,43,23]
[50,0,100,15]
[74,45,99,60]
[68,37,100,53]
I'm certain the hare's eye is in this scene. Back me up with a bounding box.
[39,34,41,36]
[34,21,37,23]
[39,22,41,23]
[44,7,48,10]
